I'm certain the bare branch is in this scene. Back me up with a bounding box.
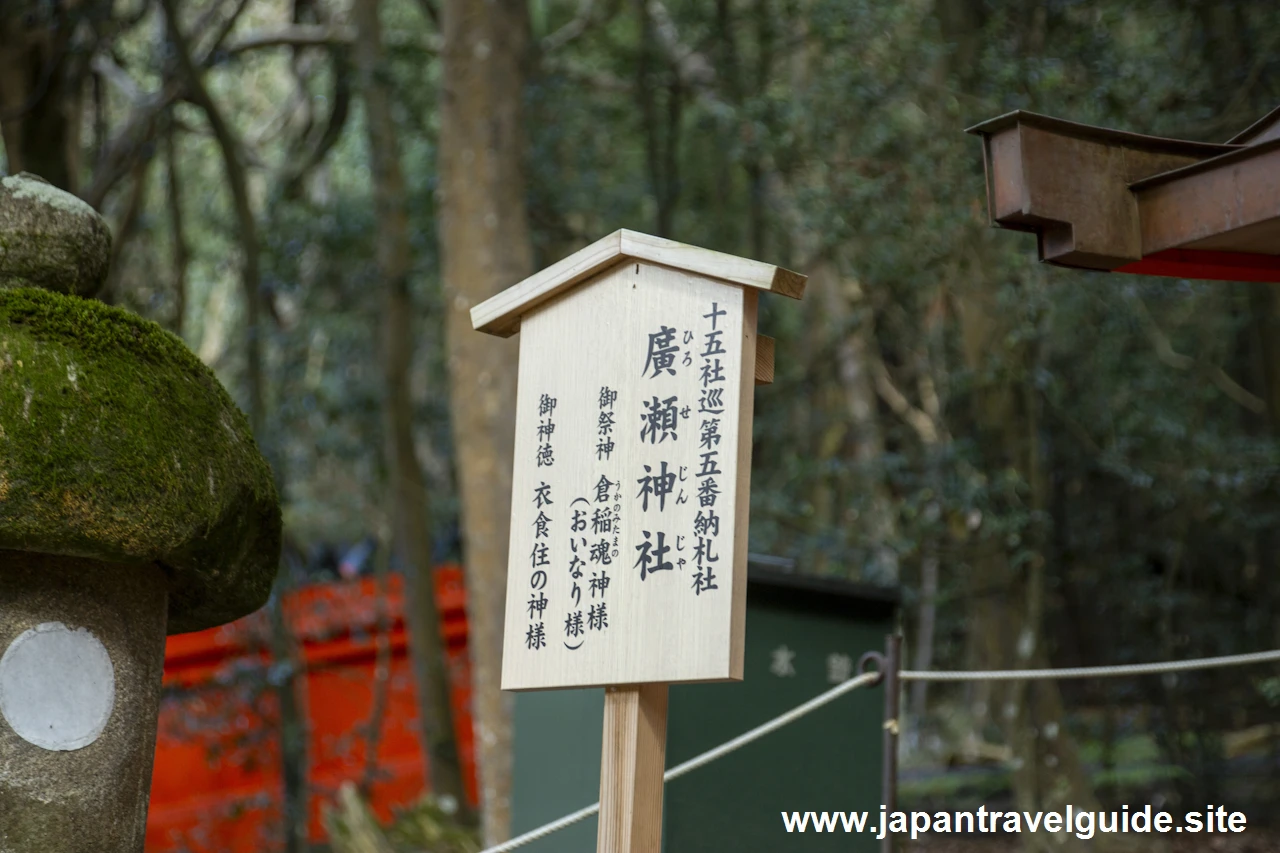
[540,55,629,91]
[223,23,355,54]
[244,84,307,148]
[1200,365,1263,414]
[1132,296,1194,371]
[918,367,943,423]
[220,24,439,57]
[646,1,718,96]
[90,54,142,103]
[83,0,261,206]
[199,0,254,61]
[1131,295,1266,414]
[1043,395,1105,456]
[412,0,440,29]
[542,0,596,53]
[83,81,182,208]
[872,356,943,445]
[281,43,353,198]
[159,0,267,432]
[100,157,153,305]
[165,126,189,336]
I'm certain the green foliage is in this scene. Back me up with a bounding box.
[900,766,1015,809]
[76,0,1280,820]
[385,796,481,852]
[324,785,479,853]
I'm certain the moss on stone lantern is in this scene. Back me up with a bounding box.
[0,172,282,853]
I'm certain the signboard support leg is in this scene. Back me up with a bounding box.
[597,683,670,853]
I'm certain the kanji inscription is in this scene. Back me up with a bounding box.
[500,260,757,689]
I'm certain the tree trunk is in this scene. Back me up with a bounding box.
[100,155,152,306]
[954,272,1117,853]
[909,545,939,727]
[910,290,948,729]
[165,125,189,336]
[439,0,534,842]
[1248,283,1280,649]
[354,0,471,818]
[268,588,312,853]
[825,270,898,584]
[159,0,265,438]
[0,2,85,192]
[932,1,1118,845]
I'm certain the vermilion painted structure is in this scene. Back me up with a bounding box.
[145,570,478,852]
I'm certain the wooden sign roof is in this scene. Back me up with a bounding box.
[968,106,1280,283]
[472,231,805,691]
[470,229,805,338]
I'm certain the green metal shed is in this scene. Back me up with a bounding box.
[510,564,898,852]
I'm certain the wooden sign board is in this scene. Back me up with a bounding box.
[472,230,805,692]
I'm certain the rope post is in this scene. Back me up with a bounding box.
[881,634,902,853]
[858,634,903,853]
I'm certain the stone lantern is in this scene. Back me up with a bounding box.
[0,173,281,853]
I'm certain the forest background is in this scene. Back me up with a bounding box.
[3,1,1280,852]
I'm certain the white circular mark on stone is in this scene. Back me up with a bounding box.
[0,622,115,751]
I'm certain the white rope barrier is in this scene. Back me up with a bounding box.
[899,647,1280,682]
[478,671,881,853]
[662,670,882,782]
[476,647,1280,852]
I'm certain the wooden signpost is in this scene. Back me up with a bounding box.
[472,229,805,852]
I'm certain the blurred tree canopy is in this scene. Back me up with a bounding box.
[4,0,1280,848]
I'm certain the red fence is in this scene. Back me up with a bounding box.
[146,569,478,852]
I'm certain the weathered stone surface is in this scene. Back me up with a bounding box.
[0,288,281,633]
[0,552,167,853]
[0,173,110,298]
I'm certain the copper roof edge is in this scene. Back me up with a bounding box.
[1227,104,1280,144]
[965,109,1239,158]
[1130,135,1280,191]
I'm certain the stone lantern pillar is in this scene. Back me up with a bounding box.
[0,173,282,853]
